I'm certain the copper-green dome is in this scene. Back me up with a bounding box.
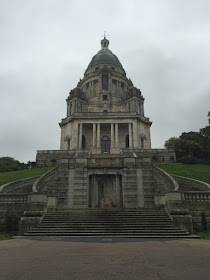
[88,49,122,68]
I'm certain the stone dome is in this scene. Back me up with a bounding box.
[88,49,122,68]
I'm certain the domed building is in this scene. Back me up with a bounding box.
[36,37,175,209]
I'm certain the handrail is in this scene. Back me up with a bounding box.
[152,164,179,191]
[171,175,210,191]
[32,166,58,193]
[0,176,39,194]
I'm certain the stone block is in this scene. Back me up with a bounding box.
[28,194,47,204]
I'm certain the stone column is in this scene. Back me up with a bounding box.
[97,123,100,148]
[99,74,102,92]
[133,121,138,148]
[141,103,144,116]
[129,123,133,148]
[115,174,120,207]
[91,81,94,96]
[111,123,114,148]
[108,74,111,91]
[79,123,83,149]
[92,123,96,148]
[94,175,98,207]
[115,123,119,148]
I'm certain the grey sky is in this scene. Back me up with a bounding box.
[0,0,209,163]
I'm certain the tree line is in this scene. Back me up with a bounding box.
[165,112,210,164]
[0,157,36,173]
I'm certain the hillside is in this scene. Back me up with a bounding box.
[0,167,53,187]
[154,163,210,184]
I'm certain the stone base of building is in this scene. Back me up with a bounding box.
[34,149,175,210]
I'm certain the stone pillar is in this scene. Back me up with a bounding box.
[111,123,114,148]
[97,123,100,148]
[91,81,94,96]
[115,123,118,148]
[129,123,133,148]
[133,121,138,148]
[141,103,144,116]
[94,175,98,207]
[93,123,96,148]
[79,123,83,149]
[99,74,102,92]
[115,174,120,207]
[108,74,111,91]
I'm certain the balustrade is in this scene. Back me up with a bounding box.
[184,192,210,202]
[0,194,28,204]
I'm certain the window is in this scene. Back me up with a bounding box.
[104,42,106,48]
[86,83,89,89]
[128,102,131,112]
[95,67,99,71]
[82,135,86,149]
[102,74,108,90]
[121,82,124,88]
[103,110,107,113]
[67,139,70,150]
[126,134,129,148]
[101,136,110,153]
[103,95,108,100]
[141,138,144,149]
[111,67,115,71]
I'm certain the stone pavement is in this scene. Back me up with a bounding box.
[0,238,210,280]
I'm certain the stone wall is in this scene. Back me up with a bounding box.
[36,148,175,167]
[155,191,210,232]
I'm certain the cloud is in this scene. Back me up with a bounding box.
[0,0,209,162]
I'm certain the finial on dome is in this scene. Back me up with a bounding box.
[101,31,109,50]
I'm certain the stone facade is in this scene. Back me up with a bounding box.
[36,37,175,210]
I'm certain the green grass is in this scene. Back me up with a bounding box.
[0,167,53,187]
[154,163,210,184]
[195,232,210,239]
[0,233,12,240]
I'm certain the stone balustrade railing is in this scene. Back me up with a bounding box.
[0,194,28,204]
[172,175,210,191]
[184,192,210,202]
[152,164,179,191]
[0,176,40,194]
[32,167,58,193]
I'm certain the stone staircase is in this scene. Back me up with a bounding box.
[24,209,191,238]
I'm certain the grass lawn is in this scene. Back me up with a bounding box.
[0,167,53,187]
[195,232,210,239]
[154,163,210,184]
[0,233,12,240]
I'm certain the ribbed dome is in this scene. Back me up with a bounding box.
[88,49,122,68]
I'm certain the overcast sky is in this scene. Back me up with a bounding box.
[0,0,210,163]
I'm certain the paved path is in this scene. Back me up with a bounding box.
[0,238,210,280]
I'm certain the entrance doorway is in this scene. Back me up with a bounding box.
[89,174,123,208]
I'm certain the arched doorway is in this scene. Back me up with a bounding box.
[101,136,110,153]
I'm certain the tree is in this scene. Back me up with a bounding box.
[0,157,27,173]
[164,137,178,149]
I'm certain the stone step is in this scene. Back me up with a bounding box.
[24,209,190,238]
[24,232,190,237]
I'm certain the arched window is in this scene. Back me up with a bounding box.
[82,135,86,149]
[125,134,129,148]
[101,136,110,153]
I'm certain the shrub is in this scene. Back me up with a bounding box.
[177,156,199,164]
